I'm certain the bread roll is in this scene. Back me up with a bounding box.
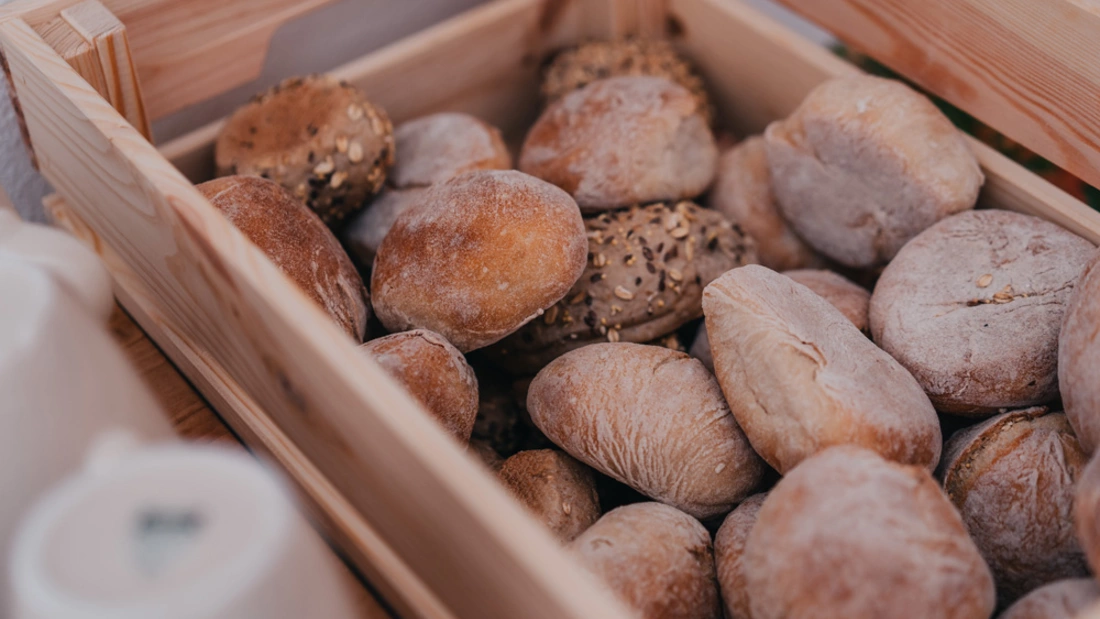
[490,201,756,373]
[215,75,394,225]
[359,329,478,442]
[1060,250,1100,452]
[342,188,425,267]
[1074,452,1100,577]
[390,112,511,188]
[569,502,721,619]
[715,494,767,619]
[745,446,995,619]
[371,171,587,352]
[999,579,1100,619]
[784,269,870,333]
[689,322,714,372]
[196,176,369,340]
[703,265,941,473]
[497,449,600,542]
[871,210,1095,415]
[764,75,983,268]
[708,137,820,271]
[469,439,503,470]
[528,343,764,519]
[471,369,552,458]
[939,407,1088,603]
[520,76,718,211]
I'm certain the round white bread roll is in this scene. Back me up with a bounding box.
[390,112,511,189]
[1060,250,1100,452]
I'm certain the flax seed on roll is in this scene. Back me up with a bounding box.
[1060,250,1100,452]
[519,76,718,212]
[197,175,369,340]
[370,170,587,352]
[497,449,600,542]
[216,75,394,226]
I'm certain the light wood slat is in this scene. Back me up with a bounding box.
[669,0,1100,244]
[0,16,632,619]
[34,15,107,96]
[769,0,1100,195]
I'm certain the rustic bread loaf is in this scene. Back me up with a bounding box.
[519,76,718,211]
[342,187,425,267]
[196,175,369,340]
[1074,452,1100,577]
[489,201,756,374]
[784,269,870,333]
[708,136,821,271]
[359,329,478,442]
[390,112,511,188]
[715,493,768,619]
[1000,579,1100,619]
[1060,250,1100,452]
[764,75,983,268]
[745,446,995,619]
[703,265,941,473]
[569,502,721,619]
[215,75,394,225]
[871,209,1095,415]
[371,170,587,352]
[527,343,764,519]
[497,449,600,542]
[939,407,1089,603]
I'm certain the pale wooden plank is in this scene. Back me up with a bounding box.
[670,0,1100,244]
[34,15,107,96]
[1,17,632,619]
[770,0,1100,197]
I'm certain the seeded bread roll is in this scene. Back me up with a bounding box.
[745,446,995,619]
[703,265,941,474]
[871,210,1095,415]
[197,176,369,340]
[1074,452,1100,577]
[215,75,394,225]
[497,449,600,542]
[939,407,1089,603]
[390,113,511,189]
[764,75,983,268]
[359,329,478,442]
[784,269,870,333]
[528,343,765,519]
[342,188,425,267]
[490,202,756,374]
[569,503,721,619]
[1000,579,1100,619]
[1060,251,1100,452]
[541,39,713,126]
[371,171,587,352]
[520,76,718,211]
[708,137,821,271]
[715,493,768,619]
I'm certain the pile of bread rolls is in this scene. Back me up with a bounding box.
[206,39,1100,619]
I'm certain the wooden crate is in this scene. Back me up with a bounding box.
[3,0,1100,618]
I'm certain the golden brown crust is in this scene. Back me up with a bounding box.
[783,269,870,333]
[714,493,767,619]
[569,502,722,619]
[497,449,600,542]
[1060,250,1100,452]
[999,579,1100,619]
[489,201,756,374]
[216,75,394,225]
[745,446,995,619]
[359,329,478,442]
[370,170,588,352]
[390,113,511,188]
[196,175,369,340]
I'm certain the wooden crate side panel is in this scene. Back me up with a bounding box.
[670,0,1100,245]
[0,16,632,619]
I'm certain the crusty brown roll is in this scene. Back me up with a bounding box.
[764,75,983,268]
[497,449,600,542]
[745,446,995,619]
[871,209,1095,415]
[527,343,764,519]
[341,187,425,267]
[371,170,587,352]
[999,579,1100,619]
[708,136,821,271]
[390,112,511,189]
[569,502,721,619]
[519,76,718,212]
[359,329,478,442]
[939,407,1089,603]
[1060,250,1100,452]
[784,269,870,333]
[215,75,394,225]
[715,493,767,619]
[703,265,941,474]
[196,175,369,340]
[489,202,756,374]
[1074,452,1100,577]
[541,39,713,126]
